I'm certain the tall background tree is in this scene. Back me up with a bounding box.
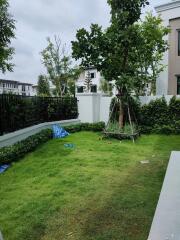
[41,35,81,97]
[0,0,15,73]
[37,75,51,97]
[137,13,169,95]
[72,0,169,128]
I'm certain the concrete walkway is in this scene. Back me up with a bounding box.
[0,231,3,240]
[148,151,180,240]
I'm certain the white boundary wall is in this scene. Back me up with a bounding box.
[77,93,180,124]
[76,93,112,124]
[0,119,80,148]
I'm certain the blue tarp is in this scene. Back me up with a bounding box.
[0,164,10,174]
[53,124,69,139]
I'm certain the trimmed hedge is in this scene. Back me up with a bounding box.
[0,94,78,136]
[139,96,180,134]
[109,96,180,135]
[64,122,105,133]
[0,129,53,165]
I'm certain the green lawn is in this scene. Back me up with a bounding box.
[0,132,180,240]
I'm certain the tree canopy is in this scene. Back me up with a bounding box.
[41,36,82,97]
[0,0,15,73]
[37,75,51,97]
[72,0,169,127]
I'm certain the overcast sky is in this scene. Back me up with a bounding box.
[0,0,168,84]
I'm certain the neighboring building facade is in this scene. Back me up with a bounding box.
[76,67,115,95]
[76,67,152,96]
[155,0,180,95]
[76,67,102,94]
[0,79,34,96]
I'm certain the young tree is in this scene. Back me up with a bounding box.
[37,75,51,96]
[0,0,15,73]
[138,13,170,95]
[72,0,169,128]
[84,71,92,92]
[41,36,81,97]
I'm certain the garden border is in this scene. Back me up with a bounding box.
[0,119,80,148]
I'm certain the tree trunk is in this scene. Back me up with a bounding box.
[119,98,124,129]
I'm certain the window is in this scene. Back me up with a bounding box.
[22,85,26,92]
[90,72,95,79]
[77,86,84,93]
[178,31,180,56]
[91,85,97,93]
[177,76,180,95]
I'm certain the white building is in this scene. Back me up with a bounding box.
[155,0,180,95]
[76,67,115,95]
[0,79,34,96]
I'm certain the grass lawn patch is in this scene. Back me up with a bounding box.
[0,132,180,240]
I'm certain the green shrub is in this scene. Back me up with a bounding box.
[87,122,106,132]
[64,124,82,133]
[140,97,169,128]
[152,125,174,135]
[169,96,180,122]
[64,122,105,133]
[109,96,180,135]
[174,120,180,134]
[80,123,91,131]
[0,129,53,165]
[139,97,180,135]
[139,125,153,134]
[0,94,78,135]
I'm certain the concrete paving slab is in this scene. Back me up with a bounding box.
[0,231,3,240]
[148,151,180,240]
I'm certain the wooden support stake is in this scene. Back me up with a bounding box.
[127,105,135,143]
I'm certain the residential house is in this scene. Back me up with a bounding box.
[0,79,34,96]
[76,67,115,95]
[155,0,180,95]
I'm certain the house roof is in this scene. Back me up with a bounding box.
[0,79,19,84]
[0,79,33,86]
[155,0,180,13]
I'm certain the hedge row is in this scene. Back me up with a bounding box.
[0,94,78,135]
[64,122,105,133]
[0,129,53,165]
[139,97,180,134]
[109,96,180,135]
[0,122,105,165]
